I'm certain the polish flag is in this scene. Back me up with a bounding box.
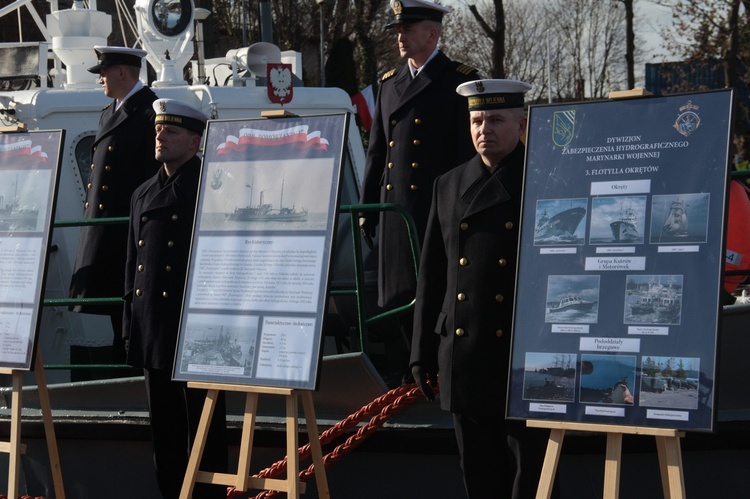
[351,85,375,132]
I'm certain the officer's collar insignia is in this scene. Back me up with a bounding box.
[475,81,485,93]
[392,0,403,15]
[159,101,166,112]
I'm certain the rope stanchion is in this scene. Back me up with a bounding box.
[233,382,438,499]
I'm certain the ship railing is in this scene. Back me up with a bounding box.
[42,216,135,374]
[334,202,420,352]
[41,203,422,375]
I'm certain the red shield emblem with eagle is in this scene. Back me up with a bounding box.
[267,63,293,105]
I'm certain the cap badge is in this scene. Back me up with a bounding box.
[475,81,485,93]
[159,101,166,112]
[392,0,403,15]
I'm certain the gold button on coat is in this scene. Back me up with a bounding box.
[459,258,468,266]
[386,184,393,191]
[162,291,169,298]
[413,139,420,146]
[167,241,174,248]
[455,328,465,337]
[410,185,418,191]
[495,294,504,302]
[141,215,148,222]
[498,258,507,266]
[414,118,422,124]
[165,265,172,272]
[98,204,104,210]
[84,202,89,209]
[138,264,144,272]
[389,141,395,147]
[107,145,114,152]
[101,185,108,191]
[138,240,145,247]
[90,163,94,170]
[505,221,514,230]
[135,289,142,297]
[388,162,394,169]
[105,166,112,171]
[496,329,503,337]
[87,183,92,189]
[460,222,469,230]
[411,162,419,168]
[457,293,466,301]
[171,214,179,221]
[391,119,397,125]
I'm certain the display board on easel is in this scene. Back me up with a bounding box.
[0,129,65,498]
[0,130,63,370]
[173,113,349,390]
[507,89,734,432]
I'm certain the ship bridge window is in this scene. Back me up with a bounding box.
[73,134,96,185]
[151,0,193,37]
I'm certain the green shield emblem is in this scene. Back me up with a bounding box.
[553,110,576,147]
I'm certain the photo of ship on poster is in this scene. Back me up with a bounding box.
[199,158,334,231]
[533,198,587,245]
[624,274,684,325]
[590,195,646,244]
[522,352,576,402]
[650,193,710,244]
[545,274,600,324]
[225,174,308,223]
[0,170,47,232]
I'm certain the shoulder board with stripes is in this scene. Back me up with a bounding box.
[455,64,477,76]
[381,69,397,81]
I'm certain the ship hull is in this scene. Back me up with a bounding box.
[536,207,586,240]
[610,220,638,242]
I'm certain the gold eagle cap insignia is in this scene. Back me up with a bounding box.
[392,0,403,15]
[159,101,166,112]
[475,81,485,93]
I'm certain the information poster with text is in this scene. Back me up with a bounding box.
[0,130,63,369]
[173,114,348,389]
[507,90,734,431]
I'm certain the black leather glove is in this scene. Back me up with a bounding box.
[411,364,435,401]
[358,216,375,249]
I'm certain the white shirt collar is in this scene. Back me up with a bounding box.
[116,80,144,110]
[409,48,440,78]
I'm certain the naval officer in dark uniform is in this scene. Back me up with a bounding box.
[410,80,547,498]
[359,0,479,372]
[69,46,161,363]
[123,99,227,499]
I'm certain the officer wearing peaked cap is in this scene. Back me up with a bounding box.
[87,46,149,73]
[69,45,161,366]
[411,80,553,498]
[359,0,480,380]
[123,99,228,499]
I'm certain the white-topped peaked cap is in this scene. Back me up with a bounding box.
[386,0,451,29]
[456,79,532,110]
[88,46,148,74]
[153,98,208,135]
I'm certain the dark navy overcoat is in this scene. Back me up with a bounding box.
[411,143,524,414]
[360,51,479,308]
[69,86,161,314]
[123,156,200,370]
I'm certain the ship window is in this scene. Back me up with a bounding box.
[74,134,95,185]
[151,0,193,38]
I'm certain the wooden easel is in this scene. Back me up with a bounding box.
[0,352,65,499]
[529,420,685,499]
[180,383,330,499]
